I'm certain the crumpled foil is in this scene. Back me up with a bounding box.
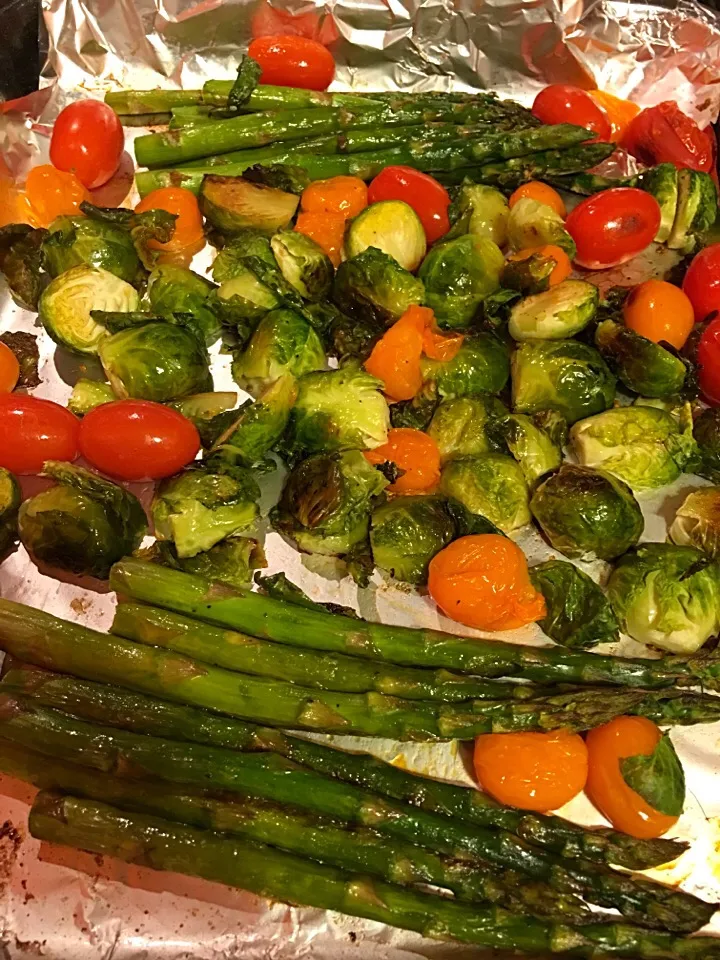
[2,1,720,957]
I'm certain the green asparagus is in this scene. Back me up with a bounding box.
[433,143,616,187]
[105,89,206,115]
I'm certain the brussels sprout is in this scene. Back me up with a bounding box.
[146,265,220,345]
[370,496,456,585]
[43,216,142,285]
[530,464,644,561]
[595,319,690,399]
[390,382,439,431]
[18,461,147,579]
[669,488,720,559]
[68,379,117,417]
[530,559,620,648]
[330,310,382,363]
[211,230,275,282]
[507,198,576,258]
[500,413,562,486]
[99,320,212,402]
[333,247,425,326]
[634,163,678,243]
[695,408,720,482]
[77,202,176,271]
[142,537,266,589]
[271,450,388,556]
[422,332,510,399]
[440,454,530,533]
[0,331,39,388]
[0,467,21,556]
[345,201,427,272]
[418,235,504,329]
[152,461,259,558]
[270,229,333,301]
[200,175,299,236]
[667,169,718,252]
[607,543,720,654]
[232,308,326,398]
[288,362,390,457]
[217,270,281,324]
[500,252,556,296]
[38,264,140,355]
[427,396,507,463]
[211,374,297,465]
[570,405,700,492]
[508,280,598,342]
[531,408,568,448]
[167,392,238,447]
[0,224,48,310]
[447,184,509,246]
[511,340,615,425]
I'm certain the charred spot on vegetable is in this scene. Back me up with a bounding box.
[501,253,555,296]
[226,56,263,112]
[256,572,359,619]
[0,224,49,310]
[595,319,692,400]
[242,164,310,196]
[390,382,439,431]
[0,332,40,389]
[620,734,685,818]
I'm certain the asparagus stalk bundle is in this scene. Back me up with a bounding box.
[0,663,689,871]
[108,560,720,691]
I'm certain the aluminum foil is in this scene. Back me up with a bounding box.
[3,0,720,957]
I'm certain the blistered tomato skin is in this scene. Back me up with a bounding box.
[0,395,80,475]
[623,101,713,173]
[565,188,661,270]
[682,243,720,323]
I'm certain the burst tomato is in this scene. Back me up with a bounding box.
[23,165,89,228]
[301,176,368,218]
[364,428,441,493]
[565,187,661,270]
[622,101,713,173]
[135,187,204,253]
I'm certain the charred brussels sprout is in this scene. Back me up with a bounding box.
[500,413,562,486]
[447,184,509,246]
[18,462,147,579]
[271,450,388,556]
[595,319,690,399]
[0,468,21,555]
[501,252,556,297]
[422,332,510,398]
[333,247,424,326]
[43,216,142,284]
[669,488,720,559]
[232,308,325,397]
[68,379,117,417]
[0,331,40,389]
[530,464,643,561]
[634,164,678,243]
[511,340,615,425]
[0,224,48,310]
[507,198,576,258]
[210,375,296,466]
[142,537,266,589]
[439,454,530,533]
[99,319,212,402]
[508,280,598,341]
[146,265,220,345]
[370,496,456,585]
[38,264,140,355]
[607,543,720,654]
[667,168,717,252]
[270,229,333,301]
[530,559,620,648]
[427,396,507,462]
[200,175,299,236]
[694,408,720,483]
[418,235,504,329]
[345,201,426,272]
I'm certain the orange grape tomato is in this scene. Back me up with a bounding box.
[507,244,572,287]
[135,186,204,251]
[622,279,695,350]
[364,305,433,401]
[585,716,679,839]
[23,164,89,227]
[301,176,368,219]
[0,178,30,227]
[588,90,641,142]
[473,730,589,812]
[364,428,441,493]
[427,534,546,632]
[294,210,346,267]
[509,182,566,218]
[0,343,20,394]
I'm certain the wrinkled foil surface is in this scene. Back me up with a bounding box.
[3,1,720,957]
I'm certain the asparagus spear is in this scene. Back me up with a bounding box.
[0,663,690,872]
[108,560,720,692]
[105,89,206,115]
[433,142,616,187]
[6,704,712,932]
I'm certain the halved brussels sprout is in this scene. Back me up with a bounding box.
[500,413,562,486]
[634,164,678,243]
[232,308,326,398]
[530,559,620,648]
[667,168,718,252]
[508,280,598,341]
[501,252,556,296]
[333,247,425,326]
[142,537,266,589]
[439,454,530,533]
[0,467,21,555]
[418,235,504,329]
[270,229,333,301]
[43,216,142,284]
[511,340,615,425]
[200,175,299,236]
[168,392,238,447]
[345,200,427,272]
[68,379,117,417]
[669,488,720,559]
[370,496,456,585]
[427,396,507,463]
[507,198,576,258]
[422,332,510,399]
[530,464,644,561]
[447,184,509,246]
[595,319,690,399]
[211,374,297,465]
[38,264,140,355]
[146,264,220,345]
[695,408,720,483]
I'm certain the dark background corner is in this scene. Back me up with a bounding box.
[0,0,46,102]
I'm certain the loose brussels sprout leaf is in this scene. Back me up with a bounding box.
[232,308,326,398]
[439,454,530,533]
[345,537,376,587]
[142,536,266,590]
[530,464,644,561]
[667,168,718,253]
[0,224,48,310]
[422,332,510,399]
[227,55,262,111]
[447,184,509,246]
[200,175,299,236]
[634,164,678,243]
[529,559,620,649]
[570,405,699,492]
[508,280,598,342]
[152,462,259,558]
[271,450,388,556]
[146,265,220,345]
[39,264,140,356]
[345,200,427,272]
[480,287,522,338]
[287,362,390,457]
[211,230,275,282]
[100,320,212,402]
[501,252,556,296]
[43,216,142,285]
[418,235,504,329]
[0,467,21,556]
[500,413,561,486]
[333,247,425,326]
[621,734,685,818]
[330,309,382,363]
[443,496,504,538]
[695,408,720,483]
[18,461,147,579]
[217,270,280,325]
[507,198,576,258]
[257,571,358,618]
[68,379,117,417]
[390,382,439,431]
[595,319,690,399]
[242,163,311,195]
[427,396,507,463]
[0,331,40,388]
[607,543,720,654]
[511,340,615,425]
[211,374,297,465]
[270,229,333,302]
[240,253,318,321]
[669,488,720,559]
[370,495,456,585]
